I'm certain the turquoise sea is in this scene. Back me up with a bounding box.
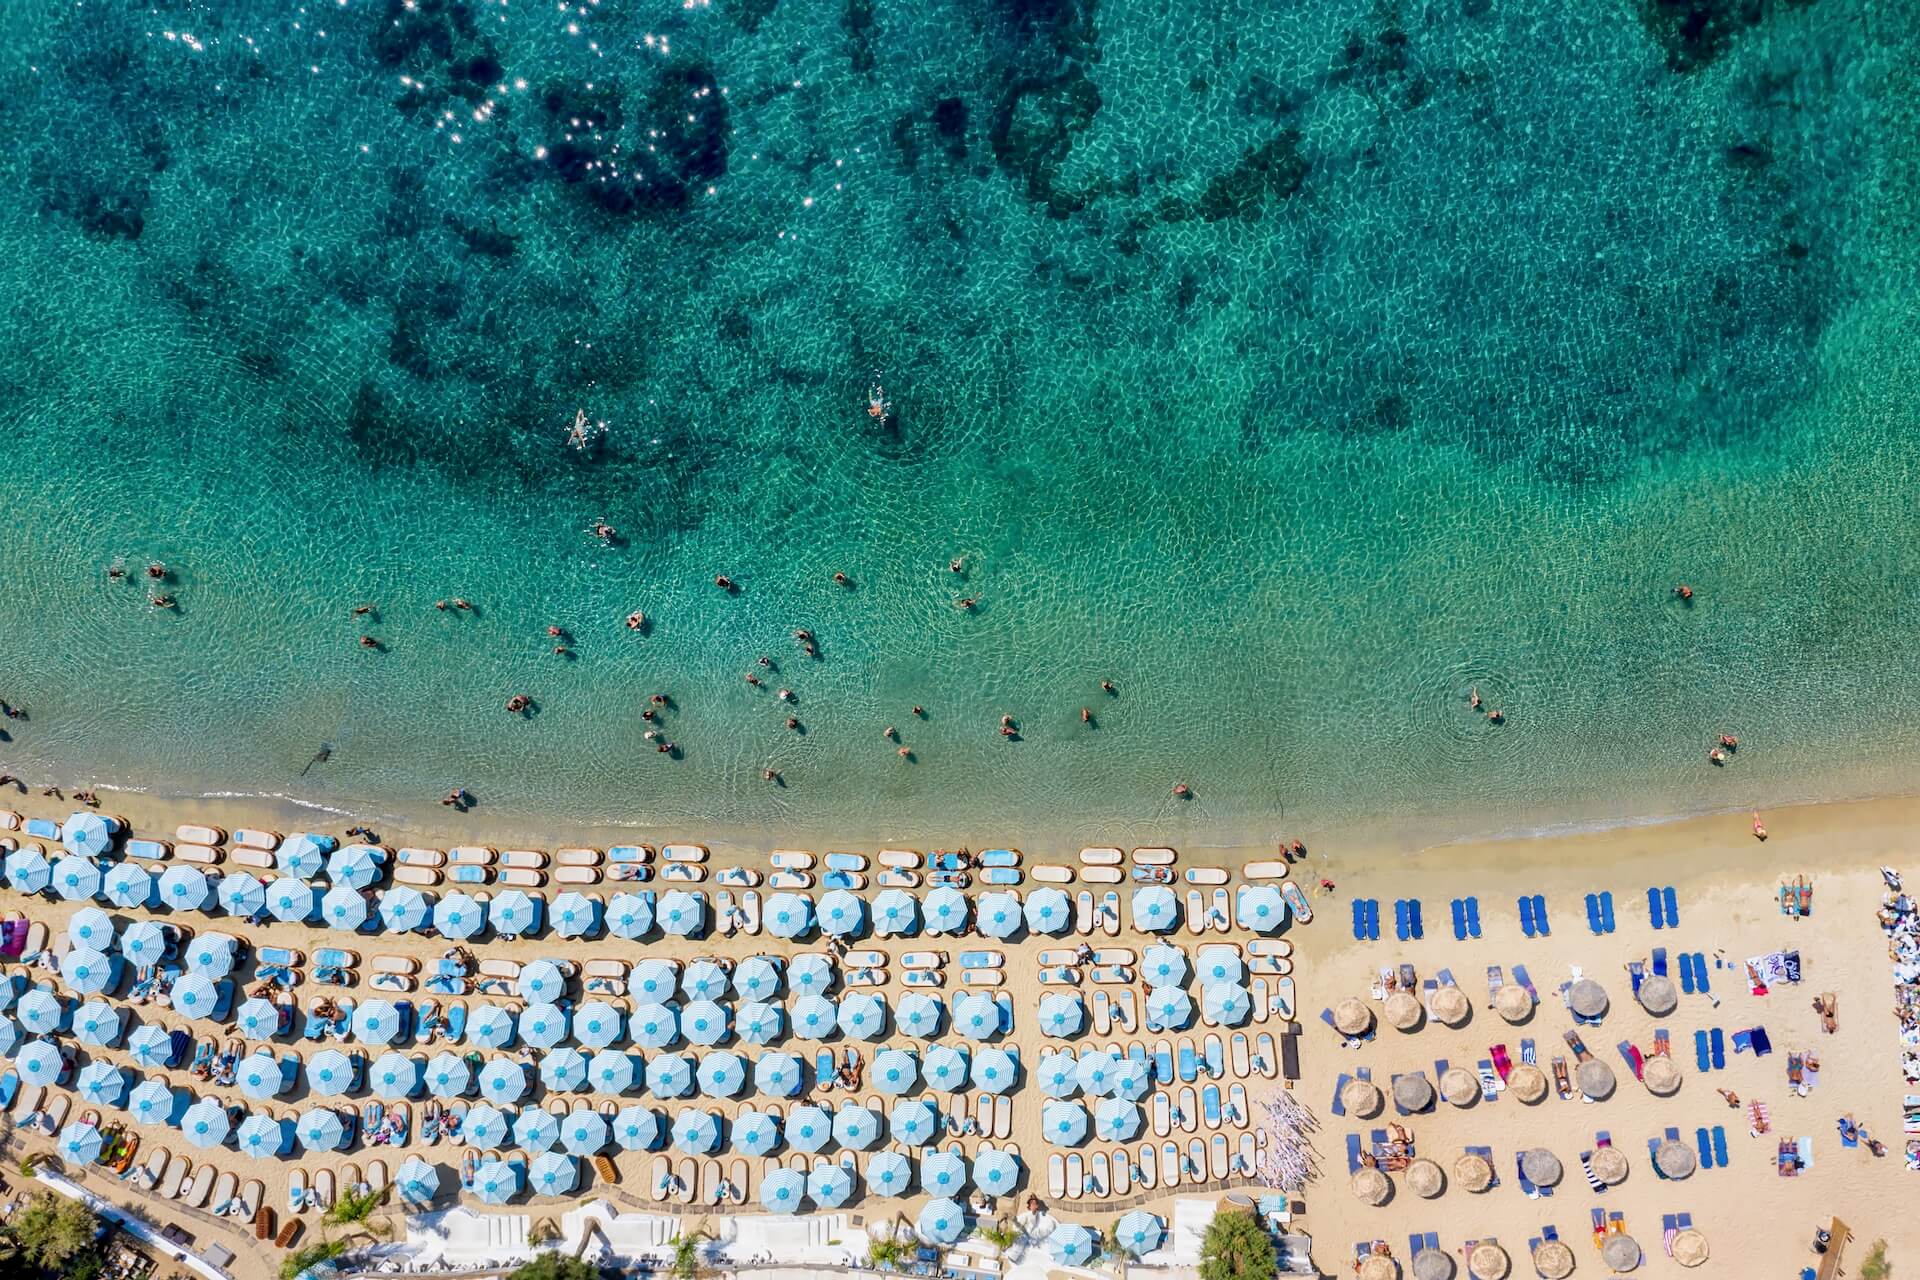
[0,0,1915,847]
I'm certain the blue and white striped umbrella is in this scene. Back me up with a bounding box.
[62,812,113,857]
[468,1004,516,1049]
[1147,987,1193,1031]
[17,989,63,1035]
[1039,992,1084,1038]
[489,891,541,937]
[681,1000,730,1047]
[1131,887,1179,933]
[549,892,600,939]
[630,959,677,1001]
[788,953,835,998]
[953,993,999,1040]
[128,1080,177,1124]
[67,906,115,950]
[353,999,403,1045]
[681,960,730,1002]
[307,1048,356,1095]
[234,997,282,1039]
[923,1045,969,1091]
[75,1061,126,1107]
[764,893,813,940]
[237,1050,284,1100]
[732,1108,780,1156]
[896,992,943,1039]
[265,878,314,923]
[528,1152,577,1196]
[5,846,50,893]
[972,1047,1018,1094]
[737,1001,783,1047]
[646,1054,694,1098]
[832,1105,881,1150]
[1109,1057,1153,1101]
[733,957,781,1002]
[1115,1211,1165,1256]
[1196,947,1245,985]
[126,1024,173,1069]
[471,1158,518,1205]
[871,1048,918,1095]
[561,1111,608,1155]
[972,1149,1020,1196]
[671,1108,720,1154]
[1075,1050,1119,1096]
[572,1001,622,1050]
[837,992,887,1040]
[117,920,166,967]
[433,893,484,940]
[371,1052,420,1099]
[519,1005,570,1050]
[760,1168,805,1211]
[607,892,654,939]
[975,892,1022,940]
[51,855,103,901]
[513,1108,560,1152]
[378,886,432,933]
[589,1051,637,1094]
[236,1114,288,1158]
[1141,944,1187,988]
[479,1059,528,1103]
[462,1105,510,1148]
[1043,1100,1089,1145]
[186,934,236,976]
[658,890,705,937]
[319,886,369,930]
[1096,1097,1143,1141]
[60,1120,104,1164]
[327,844,384,889]
[517,960,566,1004]
[791,996,838,1040]
[817,889,865,937]
[278,833,331,879]
[917,1198,967,1245]
[1238,885,1286,932]
[889,1099,937,1146]
[784,1105,832,1153]
[922,887,968,934]
[629,1003,678,1050]
[1049,1225,1097,1265]
[425,1052,472,1098]
[540,1048,589,1092]
[396,1155,441,1204]
[807,1161,856,1207]
[920,1151,967,1196]
[697,1051,747,1098]
[183,1098,234,1148]
[218,874,268,918]
[60,947,114,995]
[1202,982,1252,1025]
[0,1015,20,1055]
[1038,1052,1081,1098]
[1023,888,1072,934]
[753,1052,803,1098]
[871,889,919,937]
[72,999,123,1047]
[102,863,153,909]
[612,1105,660,1151]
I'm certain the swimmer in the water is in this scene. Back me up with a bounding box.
[627,611,645,630]
[833,572,850,586]
[955,597,977,610]
[1081,707,1092,723]
[353,604,374,617]
[715,574,734,590]
[1172,782,1191,798]
[785,718,800,730]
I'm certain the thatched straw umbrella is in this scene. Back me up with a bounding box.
[1351,1167,1391,1205]
[1567,979,1608,1020]
[1440,1067,1480,1108]
[1642,1056,1681,1096]
[1654,1139,1696,1179]
[1671,1230,1709,1268]
[1600,1234,1641,1273]
[1359,1256,1400,1280]
[1385,990,1423,1031]
[1404,1157,1444,1199]
[1393,1072,1434,1113]
[1342,1077,1384,1118]
[1520,1148,1562,1187]
[1411,1248,1455,1280]
[1335,998,1374,1036]
[1468,1242,1510,1280]
[1577,1059,1616,1100]
[1492,983,1532,1023]
[1532,1240,1576,1280]
[1430,986,1470,1026]
[1508,1063,1547,1104]
[1589,1145,1628,1185]
[1452,1151,1493,1192]
[1635,974,1677,1016]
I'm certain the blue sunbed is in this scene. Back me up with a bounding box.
[1648,885,1665,929]
[1679,955,1694,994]
[1512,965,1537,998]
[1693,1030,1710,1072]
[1452,899,1469,941]
[1395,900,1411,942]
[1695,1126,1714,1168]
[1690,952,1711,993]
[1585,894,1603,935]
[1530,894,1550,934]
[1353,900,1369,942]
[1409,900,1423,939]
[1651,947,1668,977]
[1332,1073,1352,1116]
[1346,1133,1364,1172]
[1179,1042,1198,1081]
[1711,1125,1728,1166]
[1465,897,1481,937]
[1709,1029,1725,1069]
[1519,896,1537,938]
[1663,886,1679,925]
[1600,892,1615,932]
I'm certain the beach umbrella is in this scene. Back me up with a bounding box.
[183,1098,234,1148]
[237,1049,284,1100]
[647,1054,694,1099]
[1393,1073,1434,1113]
[1141,944,1188,989]
[972,1047,1017,1094]
[753,1052,804,1097]
[682,1000,730,1047]
[264,877,314,923]
[1110,1057,1153,1101]
[1637,974,1678,1016]
[378,886,432,933]
[671,1108,720,1154]
[1037,1052,1080,1098]
[1342,1078,1383,1117]
[953,992,999,1040]
[872,889,919,937]
[1654,1138,1696,1179]
[1039,992,1084,1038]
[1044,1100,1090,1145]
[698,1051,747,1098]
[760,1168,805,1211]
[890,1099,937,1146]
[1403,1157,1444,1199]
[425,1052,472,1098]
[1333,998,1374,1036]
[236,1114,288,1158]
[217,874,267,918]
[1116,1211,1164,1255]
[659,890,705,937]
[127,1079,176,1124]
[462,1105,511,1148]
[1096,1098,1143,1142]
[923,1045,970,1092]
[1468,1242,1509,1280]
[1453,1151,1493,1193]
[516,959,566,1004]
[1412,1250,1454,1280]
[126,1023,173,1069]
[791,995,838,1040]
[679,961,729,1003]
[4,845,50,892]
[1196,946,1244,985]
[1492,983,1532,1023]
[489,890,541,938]
[807,1161,856,1207]
[1049,1225,1097,1266]
[540,1047,589,1092]
[833,1105,881,1150]
[630,958,677,1001]
[866,1149,913,1196]
[732,1109,780,1156]
[61,811,113,857]
[1440,1067,1479,1108]
[1532,1241,1575,1280]
[102,863,153,909]
[185,934,237,976]
[549,892,601,939]
[818,889,866,937]
[917,1198,966,1245]
[67,906,116,951]
[785,1104,833,1153]
[72,999,123,1047]
[1351,1167,1390,1205]
[975,891,1022,940]
[1024,887,1072,934]
[1076,1049,1119,1096]
[921,1149,968,1196]
[0,1015,16,1055]
[1203,983,1252,1025]
[353,999,403,1045]
[922,886,968,934]
[608,892,655,939]
[117,920,167,967]
[1132,887,1179,933]
[589,1050,637,1094]
[60,1120,105,1165]
[1671,1231,1709,1269]
[396,1155,441,1205]
[307,1048,356,1095]
[572,1000,623,1050]
[737,1001,783,1047]
[433,892,483,940]
[1567,978,1608,1020]
[613,1105,660,1152]
[1589,1146,1629,1185]
[732,957,781,1003]
[1577,1059,1617,1100]
[60,947,114,995]
[1520,1148,1562,1188]
[765,892,814,940]
[513,1108,561,1152]
[872,1048,918,1095]
[789,953,835,997]
[1599,1234,1640,1273]
[471,1158,518,1205]
[629,1003,679,1050]
[480,1058,529,1104]
[520,1004,571,1050]
[469,1004,517,1049]
[327,844,383,889]
[896,992,943,1038]
[51,855,103,901]
[1430,986,1470,1026]
[972,1148,1019,1196]
[16,989,63,1035]
[278,834,330,879]
[1238,885,1286,932]
[1147,987,1193,1031]
[837,992,887,1041]
[529,1152,577,1196]
[371,1051,420,1099]
[1643,1055,1682,1096]
[75,1061,126,1108]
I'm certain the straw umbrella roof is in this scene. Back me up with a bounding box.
[1342,1077,1383,1118]
[1468,1242,1510,1280]
[1385,990,1423,1031]
[1520,1148,1562,1187]
[1404,1157,1444,1198]
[1577,1058,1616,1100]
[1431,986,1470,1026]
[1492,983,1532,1023]
[1335,998,1374,1036]
[1589,1145,1629,1185]
[1393,1072,1434,1112]
[1452,1151,1493,1192]
[1411,1249,1455,1280]
[1635,974,1677,1015]
[1440,1067,1480,1108]
[1654,1139,1696,1179]
[1642,1055,1681,1096]
[1600,1234,1641,1272]
[1567,979,1608,1019]
[1359,1256,1399,1280]
[1532,1240,1575,1280]
[1672,1230,1709,1268]
[1508,1063,1547,1104]
[1350,1167,1391,1205]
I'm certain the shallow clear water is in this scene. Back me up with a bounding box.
[0,0,1916,845]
